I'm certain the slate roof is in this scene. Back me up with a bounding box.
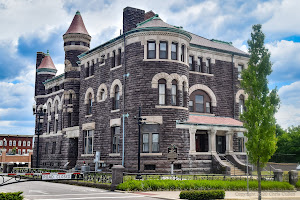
[37,51,57,70]
[65,11,89,35]
[136,15,248,56]
[186,115,243,127]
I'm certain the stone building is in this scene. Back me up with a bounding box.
[33,7,249,174]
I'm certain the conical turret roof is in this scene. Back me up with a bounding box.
[37,50,57,71]
[65,11,89,35]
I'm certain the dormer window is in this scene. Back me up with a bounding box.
[159,41,168,59]
[147,41,156,59]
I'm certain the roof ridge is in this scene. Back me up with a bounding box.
[136,14,160,27]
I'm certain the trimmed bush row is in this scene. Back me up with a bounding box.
[117,180,294,191]
[296,180,300,190]
[180,190,225,200]
[0,191,24,200]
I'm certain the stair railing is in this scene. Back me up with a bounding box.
[218,154,238,176]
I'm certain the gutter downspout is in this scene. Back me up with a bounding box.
[232,54,235,119]
[122,32,129,167]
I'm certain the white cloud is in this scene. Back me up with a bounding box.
[276,81,300,129]
[266,40,300,83]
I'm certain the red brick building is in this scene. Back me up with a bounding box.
[0,134,33,155]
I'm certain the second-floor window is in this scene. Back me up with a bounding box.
[142,124,159,153]
[147,41,156,59]
[87,93,93,115]
[171,80,177,106]
[158,79,166,105]
[112,126,120,153]
[238,64,244,79]
[181,45,185,62]
[159,41,168,59]
[114,85,120,110]
[189,56,194,71]
[189,90,211,113]
[239,95,245,115]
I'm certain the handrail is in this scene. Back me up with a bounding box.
[218,154,238,175]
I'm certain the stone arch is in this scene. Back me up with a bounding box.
[97,83,108,102]
[235,90,248,102]
[46,98,53,113]
[151,72,170,89]
[189,84,217,107]
[110,79,122,98]
[169,73,181,90]
[84,87,95,104]
[181,75,189,92]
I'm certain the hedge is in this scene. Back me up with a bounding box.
[296,180,300,190]
[0,191,23,200]
[117,180,294,191]
[180,190,225,200]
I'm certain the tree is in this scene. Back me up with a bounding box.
[240,24,280,200]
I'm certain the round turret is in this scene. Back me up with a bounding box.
[36,50,57,75]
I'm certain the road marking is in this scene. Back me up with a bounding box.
[34,195,145,200]
[28,190,49,195]
[26,192,112,197]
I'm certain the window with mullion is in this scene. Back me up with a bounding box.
[147,41,156,59]
[197,57,202,72]
[152,133,159,152]
[189,56,194,71]
[84,130,93,154]
[159,41,168,59]
[158,81,166,105]
[171,43,177,60]
[112,126,120,153]
[195,95,204,113]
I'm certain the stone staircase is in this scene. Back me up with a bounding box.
[222,160,245,175]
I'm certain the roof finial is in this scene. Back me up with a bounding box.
[46,50,49,56]
[76,10,81,15]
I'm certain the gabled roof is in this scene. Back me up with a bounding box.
[37,50,57,71]
[65,11,89,35]
[136,14,180,29]
[186,115,243,127]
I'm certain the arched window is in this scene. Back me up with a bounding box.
[239,95,245,115]
[112,50,116,67]
[54,101,59,115]
[183,82,187,107]
[87,93,93,115]
[86,62,90,77]
[181,44,185,62]
[100,88,105,101]
[69,93,73,104]
[189,90,211,113]
[171,80,177,106]
[114,85,120,110]
[158,79,166,105]
[47,103,51,116]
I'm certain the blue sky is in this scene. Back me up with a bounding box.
[0,0,300,135]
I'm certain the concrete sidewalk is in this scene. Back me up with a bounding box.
[131,190,300,200]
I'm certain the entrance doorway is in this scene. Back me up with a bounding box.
[195,131,208,152]
[216,135,226,154]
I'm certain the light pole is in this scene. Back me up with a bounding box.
[33,103,47,168]
[134,106,146,179]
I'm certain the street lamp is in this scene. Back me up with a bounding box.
[32,103,47,168]
[134,106,146,180]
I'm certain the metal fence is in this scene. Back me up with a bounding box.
[82,171,112,184]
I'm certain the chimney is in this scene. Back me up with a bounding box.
[123,7,145,33]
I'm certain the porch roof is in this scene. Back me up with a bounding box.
[186,115,243,127]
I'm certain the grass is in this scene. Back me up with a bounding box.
[117,179,294,191]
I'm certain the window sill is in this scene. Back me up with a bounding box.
[155,105,188,110]
[110,65,122,71]
[99,63,105,67]
[143,58,189,67]
[85,114,92,118]
[109,153,120,157]
[85,75,94,80]
[233,152,247,155]
[141,153,162,156]
[189,151,212,155]
[189,112,215,116]
[111,109,120,113]
[189,71,214,77]
[81,154,95,157]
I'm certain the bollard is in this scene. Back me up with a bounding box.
[111,165,125,191]
[289,170,298,185]
[273,169,283,182]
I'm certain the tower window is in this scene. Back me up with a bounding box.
[189,56,194,71]
[158,79,166,105]
[114,85,120,110]
[171,80,177,106]
[181,45,185,62]
[159,41,168,59]
[171,42,178,60]
[147,41,156,59]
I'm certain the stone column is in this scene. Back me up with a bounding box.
[156,41,159,59]
[210,129,217,153]
[111,165,125,191]
[226,131,234,154]
[289,170,298,185]
[189,128,196,153]
[274,169,283,182]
